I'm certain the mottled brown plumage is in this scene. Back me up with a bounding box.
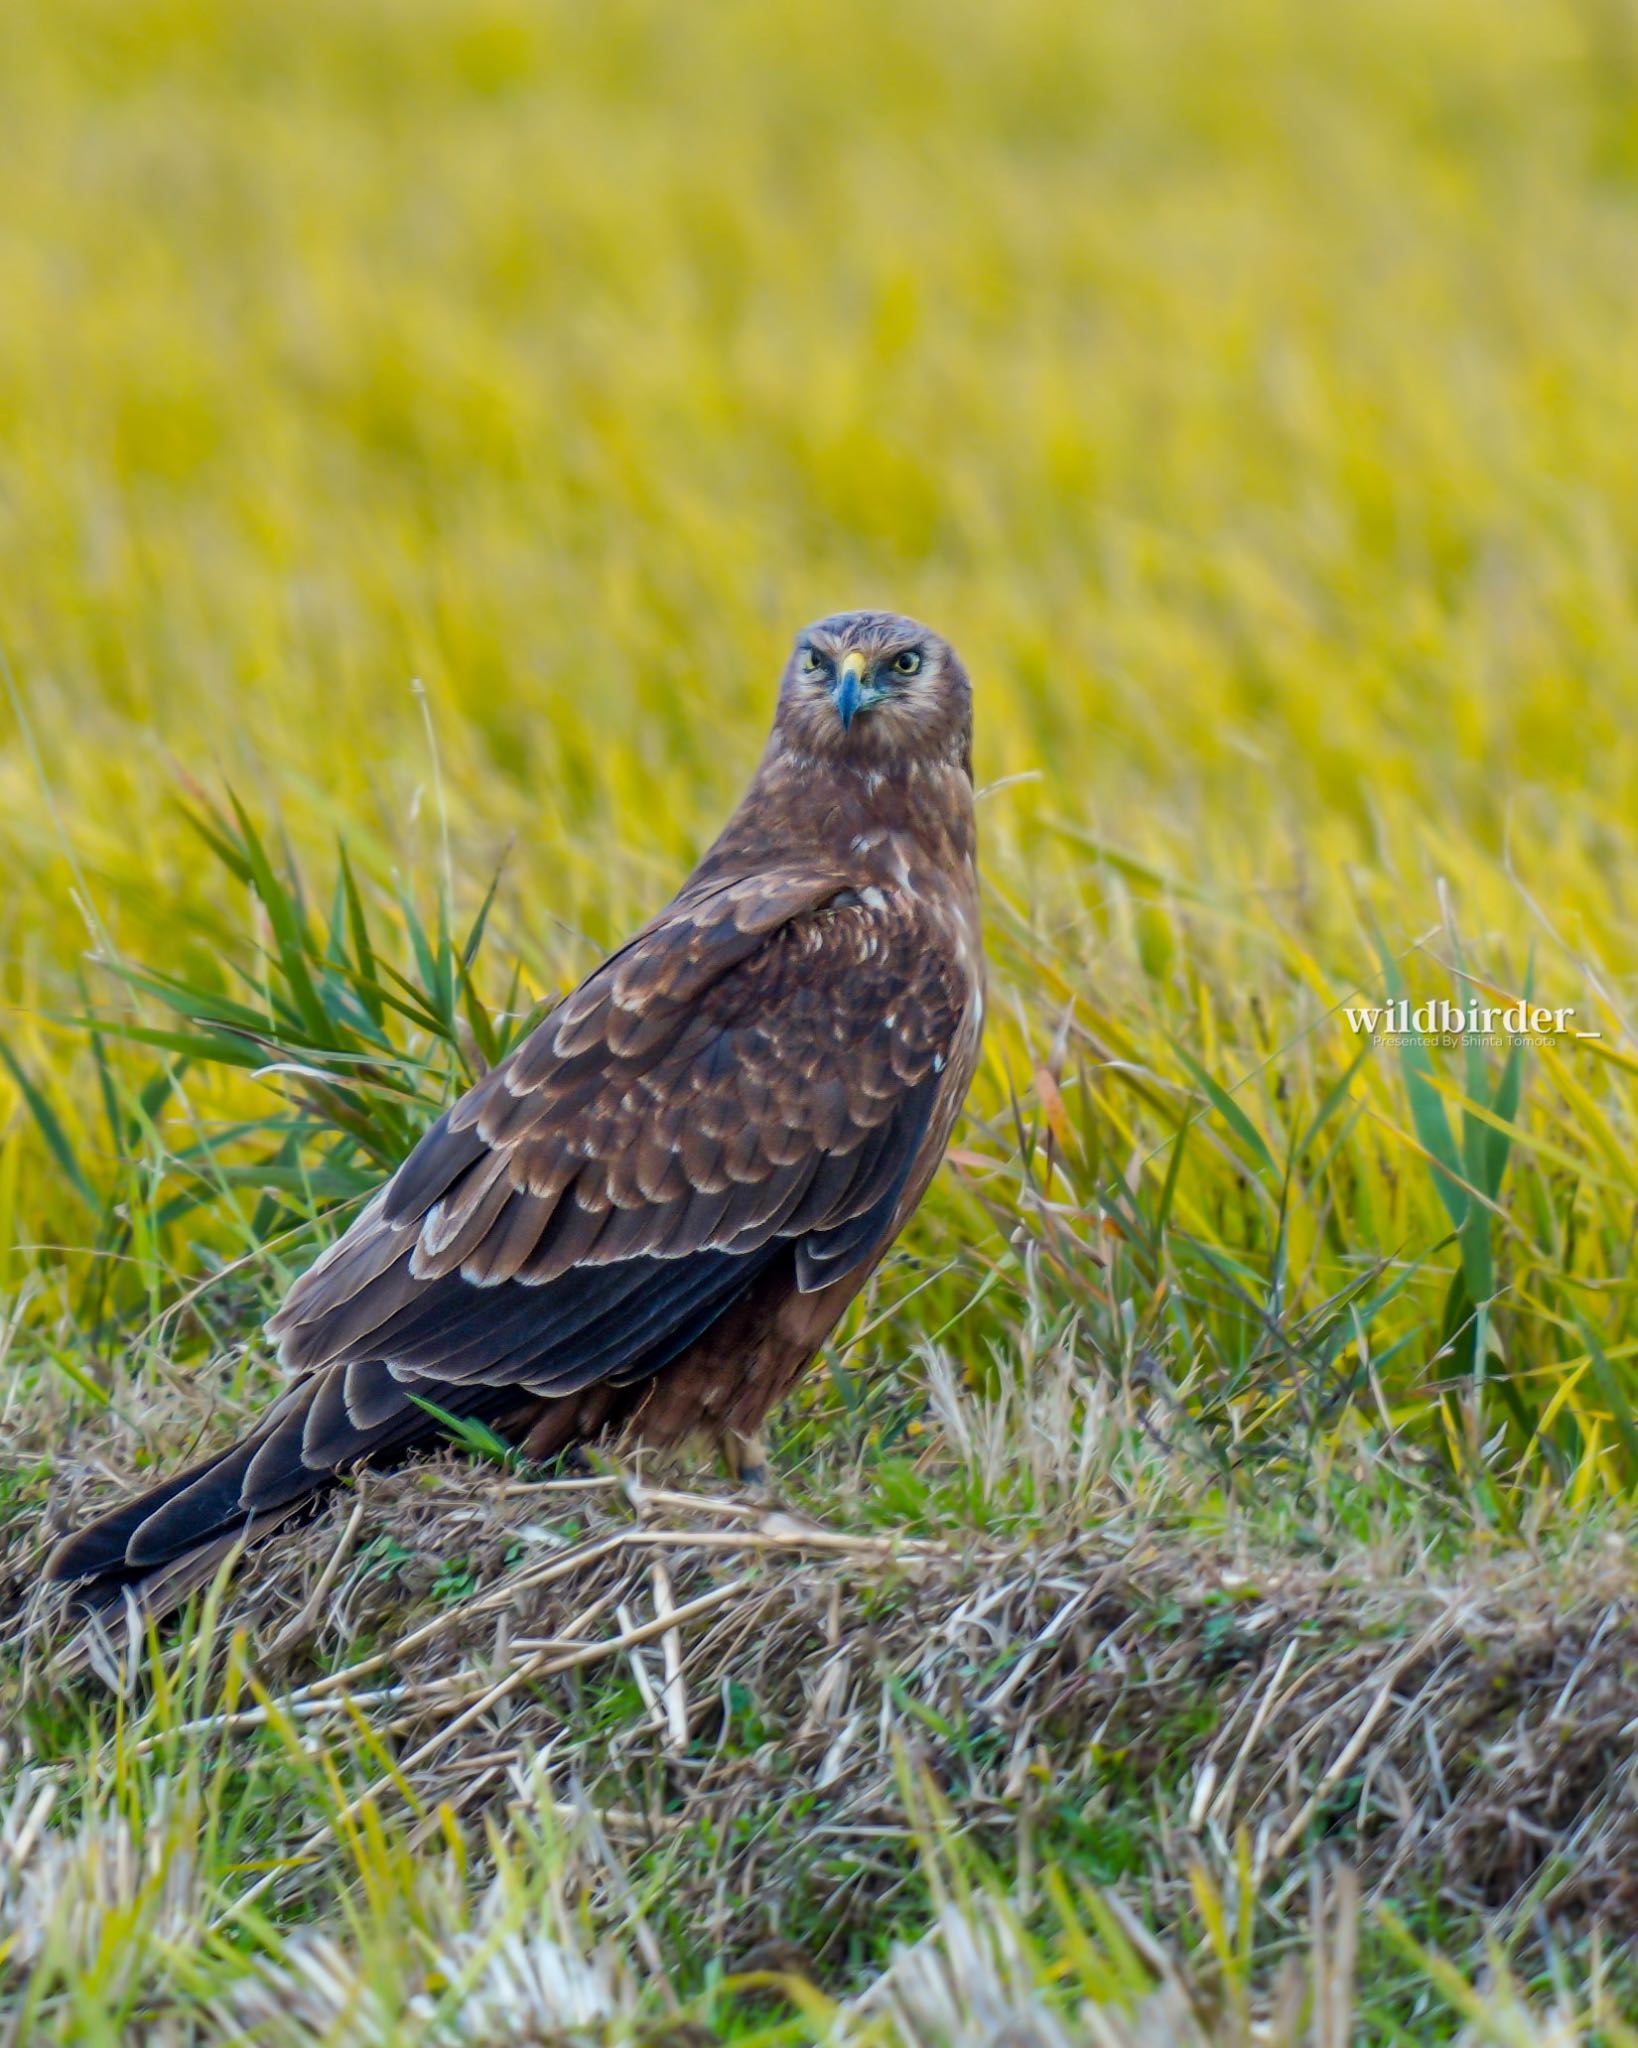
[45,611,983,1631]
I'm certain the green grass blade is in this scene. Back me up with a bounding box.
[0,1034,98,1210]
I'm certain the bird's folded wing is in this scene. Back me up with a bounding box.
[267,866,966,1399]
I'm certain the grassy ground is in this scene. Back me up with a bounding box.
[4,0,1638,2037]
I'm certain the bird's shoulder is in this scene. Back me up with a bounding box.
[457,858,971,1158]
[268,856,977,1342]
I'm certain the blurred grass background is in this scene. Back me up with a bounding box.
[5,0,1638,1493]
[6,0,1638,2036]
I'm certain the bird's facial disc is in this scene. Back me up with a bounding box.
[783,611,970,770]
[798,634,929,734]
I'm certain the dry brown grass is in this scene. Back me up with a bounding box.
[10,1328,1638,2041]
[18,1416,1638,1964]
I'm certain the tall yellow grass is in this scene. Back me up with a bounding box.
[3,0,1638,1489]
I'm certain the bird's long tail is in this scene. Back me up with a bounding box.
[42,1383,330,1641]
[40,1360,535,1662]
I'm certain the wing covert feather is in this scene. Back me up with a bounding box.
[267,867,969,1399]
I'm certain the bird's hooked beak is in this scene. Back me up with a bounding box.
[831,649,870,733]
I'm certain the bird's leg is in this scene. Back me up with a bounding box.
[717,1427,769,1491]
[516,1407,595,1475]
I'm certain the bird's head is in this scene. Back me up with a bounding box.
[774,611,972,775]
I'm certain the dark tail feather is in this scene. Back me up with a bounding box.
[42,1386,323,1632]
[51,1515,300,1683]
[40,1363,531,1657]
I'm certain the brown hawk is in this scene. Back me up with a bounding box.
[45,611,984,1629]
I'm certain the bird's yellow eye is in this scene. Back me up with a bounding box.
[799,646,824,675]
[892,649,923,675]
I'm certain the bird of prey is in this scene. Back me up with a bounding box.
[45,610,984,1632]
